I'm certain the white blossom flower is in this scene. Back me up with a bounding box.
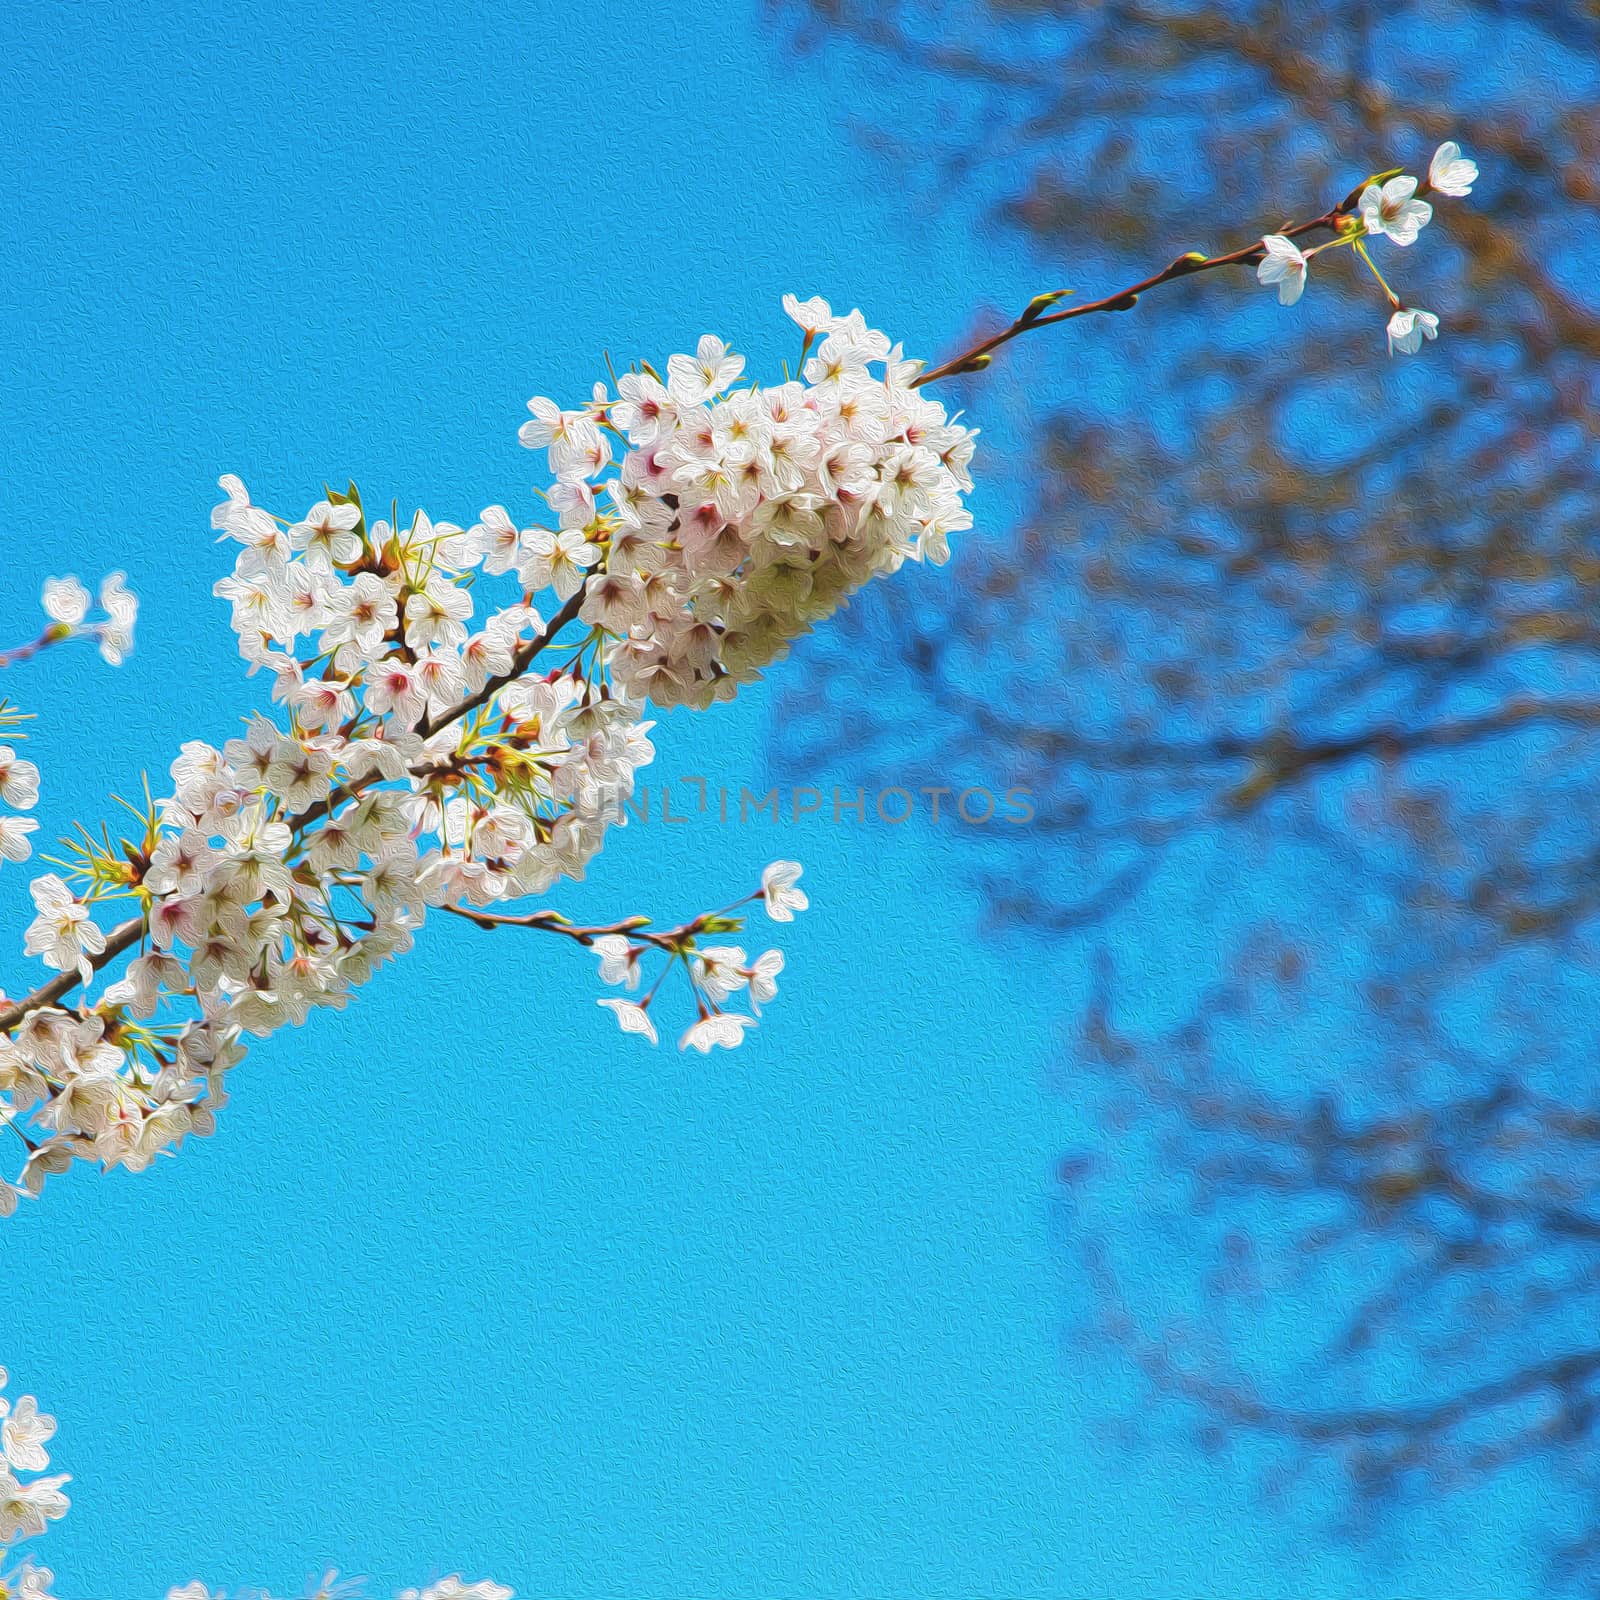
[611,373,676,446]
[597,997,658,1044]
[0,750,40,811]
[0,1471,69,1543]
[667,335,746,406]
[0,816,38,866]
[518,397,603,482]
[264,736,337,809]
[1,1396,55,1473]
[761,860,808,922]
[1359,175,1433,245]
[404,581,473,652]
[1428,140,1478,198]
[321,572,401,665]
[692,945,747,1003]
[782,294,833,337]
[3,1556,58,1598]
[517,528,599,601]
[592,934,642,989]
[290,501,364,567]
[1256,235,1309,306]
[1387,305,1440,355]
[40,577,90,628]
[680,1012,755,1052]
[96,572,138,664]
[747,949,784,1012]
[23,876,104,984]
[398,1580,513,1600]
[364,659,429,728]
[211,474,279,547]
[466,505,527,575]
[578,571,647,633]
[289,675,357,732]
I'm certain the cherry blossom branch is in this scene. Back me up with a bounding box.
[0,575,139,672]
[0,918,142,1033]
[440,889,764,950]
[416,585,587,740]
[0,144,1478,1206]
[0,627,68,672]
[0,582,593,1035]
[440,901,664,946]
[915,149,1474,385]
[440,868,796,1052]
[0,577,142,1031]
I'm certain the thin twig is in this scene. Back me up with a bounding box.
[915,203,1348,388]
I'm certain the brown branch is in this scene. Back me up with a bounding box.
[0,917,144,1034]
[439,901,666,948]
[1146,1340,1600,1451]
[0,626,71,671]
[915,204,1343,387]
[416,585,587,740]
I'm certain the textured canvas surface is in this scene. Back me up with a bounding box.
[0,2,1571,1594]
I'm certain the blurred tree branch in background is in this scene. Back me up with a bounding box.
[772,0,1600,1583]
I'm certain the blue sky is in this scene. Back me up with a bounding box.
[0,0,1551,1593]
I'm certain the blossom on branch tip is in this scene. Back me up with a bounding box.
[1256,235,1309,305]
[593,933,643,990]
[748,949,784,1012]
[1,1398,54,1475]
[0,816,38,866]
[0,751,39,811]
[23,574,138,665]
[680,1012,755,1052]
[1387,305,1440,355]
[1358,175,1433,245]
[761,860,808,921]
[782,294,833,337]
[597,997,658,1044]
[1429,140,1478,198]
[95,572,138,664]
[39,578,89,628]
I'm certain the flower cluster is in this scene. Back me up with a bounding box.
[0,726,40,879]
[0,1369,504,1600]
[41,574,138,667]
[0,300,955,1212]
[1256,140,1478,355]
[0,573,141,876]
[0,1367,68,1591]
[0,574,139,674]
[589,858,805,1048]
[518,294,976,708]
